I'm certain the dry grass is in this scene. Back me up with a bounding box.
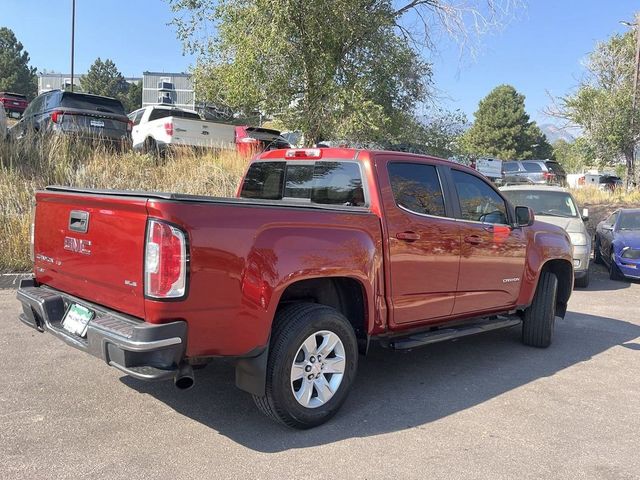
[0,134,247,272]
[571,187,640,206]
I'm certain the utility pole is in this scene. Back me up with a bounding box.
[70,0,76,92]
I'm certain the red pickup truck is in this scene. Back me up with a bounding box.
[17,148,573,428]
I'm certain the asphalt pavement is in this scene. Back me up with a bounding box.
[1,264,639,479]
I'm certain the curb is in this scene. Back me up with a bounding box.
[0,273,32,289]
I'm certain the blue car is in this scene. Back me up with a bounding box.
[594,208,640,280]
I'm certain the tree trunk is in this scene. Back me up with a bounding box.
[624,148,635,190]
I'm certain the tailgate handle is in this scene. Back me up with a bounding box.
[69,210,90,233]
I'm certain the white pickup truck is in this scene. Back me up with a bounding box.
[128,105,290,155]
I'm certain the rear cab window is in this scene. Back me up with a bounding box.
[240,160,366,207]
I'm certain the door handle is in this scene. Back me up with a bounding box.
[396,231,420,242]
[464,234,482,245]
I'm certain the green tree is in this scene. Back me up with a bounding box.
[0,27,37,99]
[80,58,128,99]
[417,108,468,158]
[462,84,552,160]
[552,138,595,174]
[168,0,515,145]
[558,31,639,188]
[122,80,142,113]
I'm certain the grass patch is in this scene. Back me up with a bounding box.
[0,134,247,272]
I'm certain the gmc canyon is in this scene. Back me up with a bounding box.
[17,148,573,428]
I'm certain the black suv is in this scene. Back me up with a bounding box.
[10,90,131,147]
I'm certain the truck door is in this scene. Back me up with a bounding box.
[377,157,461,326]
[447,168,527,314]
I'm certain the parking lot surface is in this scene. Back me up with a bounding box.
[1,264,639,480]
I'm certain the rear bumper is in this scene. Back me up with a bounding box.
[16,278,187,381]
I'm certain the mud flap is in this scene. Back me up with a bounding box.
[235,346,269,396]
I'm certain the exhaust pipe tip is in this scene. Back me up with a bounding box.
[174,364,195,390]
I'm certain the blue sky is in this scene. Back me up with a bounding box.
[2,1,637,124]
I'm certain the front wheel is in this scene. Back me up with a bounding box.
[609,252,624,281]
[522,270,558,348]
[253,303,358,429]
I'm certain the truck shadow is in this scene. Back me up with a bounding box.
[121,310,640,453]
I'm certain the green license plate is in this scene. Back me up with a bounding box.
[61,303,94,337]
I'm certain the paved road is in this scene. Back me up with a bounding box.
[1,265,639,480]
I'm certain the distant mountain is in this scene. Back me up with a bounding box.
[539,123,576,144]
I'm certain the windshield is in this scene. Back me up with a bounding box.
[502,190,579,218]
[618,212,640,230]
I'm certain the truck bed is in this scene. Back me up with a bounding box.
[33,186,383,357]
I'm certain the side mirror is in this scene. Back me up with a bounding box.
[514,205,535,227]
[582,208,589,222]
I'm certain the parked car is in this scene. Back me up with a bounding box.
[0,91,29,118]
[598,174,623,191]
[500,185,590,287]
[10,90,131,148]
[129,105,290,155]
[17,147,574,429]
[502,160,567,186]
[0,103,7,140]
[594,209,640,281]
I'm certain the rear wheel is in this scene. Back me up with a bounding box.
[522,270,558,348]
[143,137,158,156]
[253,303,358,429]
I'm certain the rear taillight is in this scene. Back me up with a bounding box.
[164,122,173,136]
[543,172,555,181]
[144,220,187,299]
[51,110,63,123]
[29,207,36,262]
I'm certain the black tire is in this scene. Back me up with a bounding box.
[609,252,624,281]
[593,238,603,264]
[522,270,558,348]
[253,303,358,429]
[143,137,158,156]
[574,268,590,288]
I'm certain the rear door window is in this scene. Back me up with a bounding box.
[387,163,446,217]
[522,162,543,172]
[452,170,508,224]
[240,161,366,206]
[502,162,520,173]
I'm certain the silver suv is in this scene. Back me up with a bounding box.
[500,185,590,288]
[502,160,567,186]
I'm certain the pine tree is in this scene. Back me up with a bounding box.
[0,27,37,99]
[463,85,552,160]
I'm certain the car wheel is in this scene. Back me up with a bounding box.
[143,137,158,156]
[593,238,603,264]
[609,252,624,281]
[574,268,590,288]
[522,270,558,348]
[253,303,358,429]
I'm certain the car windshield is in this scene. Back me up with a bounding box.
[502,190,578,218]
[618,212,640,230]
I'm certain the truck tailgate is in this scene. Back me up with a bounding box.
[33,191,148,318]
